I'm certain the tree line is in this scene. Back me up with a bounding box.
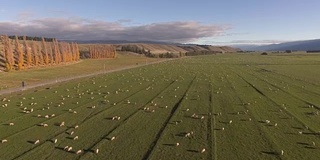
[89,45,116,59]
[1,35,80,71]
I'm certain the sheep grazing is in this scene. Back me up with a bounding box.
[67,147,73,152]
[76,150,82,154]
[34,140,40,144]
[95,148,99,154]
[280,150,284,155]
[73,136,79,140]
[229,120,233,124]
[74,125,79,129]
[45,115,49,118]
[54,139,58,144]
[9,122,14,126]
[201,116,205,120]
[111,136,116,141]
[248,118,252,121]
[51,114,55,117]
[298,131,303,134]
[201,148,206,153]
[176,142,180,146]
[73,111,77,114]
[42,123,48,127]
[70,131,74,135]
[274,123,278,127]
[1,139,8,143]
[221,127,225,131]
[186,109,189,112]
[64,146,69,150]
[59,122,65,127]
[185,133,191,137]
[312,141,316,146]
[265,120,270,124]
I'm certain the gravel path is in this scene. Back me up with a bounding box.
[0,58,174,96]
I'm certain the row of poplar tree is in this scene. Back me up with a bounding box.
[1,35,80,71]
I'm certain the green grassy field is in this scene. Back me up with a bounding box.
[0,52,158,90]
[0,53,320,160]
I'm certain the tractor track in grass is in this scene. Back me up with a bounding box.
[76,80,177,160]
[12,78,163,159]
[223,70,282,160]
[243,68,320,111]
[0,77,157,140]
[141,76,196,160]
[0,75,143,124]
[251,65,320,96]
[11,108,97,160]
[233,70,320,138]
[4,80,159,159]
[253,66,320,88]
[208,83,216,160]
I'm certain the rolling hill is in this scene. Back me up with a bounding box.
[248,39,320,51]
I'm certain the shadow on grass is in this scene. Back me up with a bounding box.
[163,143,176,146]
[261,151,278,155]
[187,149,199,153]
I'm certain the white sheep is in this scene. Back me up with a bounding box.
[64,146,69,150]
[185,133,191,137]
[54,139,58,144]
[60,122,65,127]
[1,139,8,143]
[201,148,206,153]
[73,136,79,140]
[280,150,284,155]
[9,122,14,126]
[67,146,73,152]
[76,150,82,154]
[111,136,116,141]
[70,131,74,135]
[34,140,40,144]
[95,148,99,154]
[176,142,180,146]
[74,125,79,129]
[229,120,233,124]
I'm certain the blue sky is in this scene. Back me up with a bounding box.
[0,0,319,45]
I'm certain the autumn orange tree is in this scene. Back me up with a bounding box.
[15,35,24,70]
[3,35,15,71]
[41,37,49,65]
[31,41,39,66]
[23,36,32,67]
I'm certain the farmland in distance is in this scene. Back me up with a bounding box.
[1,53,320,160]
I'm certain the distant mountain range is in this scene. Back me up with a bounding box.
[234,39,320,51]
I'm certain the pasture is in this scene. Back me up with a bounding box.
[1,53,320,160]
[0,52,158,90]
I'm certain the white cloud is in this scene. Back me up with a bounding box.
[0,17,231,43]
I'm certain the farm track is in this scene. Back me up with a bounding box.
[76,80,176,160]
[208,83,216,160]
[141,76,195,160]
[0,58,175,96]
